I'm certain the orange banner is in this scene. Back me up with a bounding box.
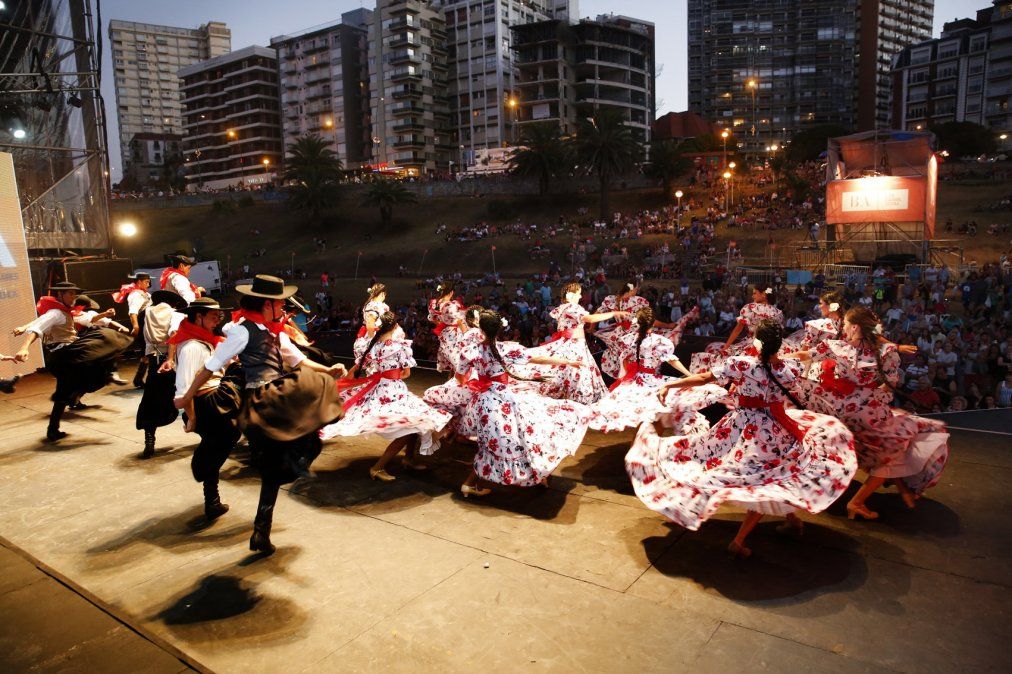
[825,176,927,225]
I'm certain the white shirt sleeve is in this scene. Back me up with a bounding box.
[127,290,148,315]
[175,340,211,397]
[74,311,96,328]
[204,322,247,373]
[26,309,68,338]
[169,311,186,336]
[170,273,196,303]
[279,331,307,368]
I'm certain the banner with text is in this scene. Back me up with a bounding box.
[825,176,928,226]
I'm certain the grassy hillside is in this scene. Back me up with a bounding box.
[110,179,1009,304]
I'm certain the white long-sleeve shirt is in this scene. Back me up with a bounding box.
[127,290,151,316]
[204,320,305,375]
[167,272,197,303]
[74,310,113,329]
[26,309,69,339]
[175,338,222,397]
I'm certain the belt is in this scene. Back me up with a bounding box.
[336,369,402,409]
[609,360,651,391]
[466,373,509,394]
[545,327,576,343]
[245,373,282,389]
[736,395,806,443]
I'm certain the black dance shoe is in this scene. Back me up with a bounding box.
[46,428,68,442]
[0,375,19,394]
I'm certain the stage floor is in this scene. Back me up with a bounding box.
[0,367,1008,673]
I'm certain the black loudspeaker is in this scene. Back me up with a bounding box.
[62,258,135,322]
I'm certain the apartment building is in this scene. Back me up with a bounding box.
[108,20,231,181]
[368,0,452,176]
[687,0,932,154]
[892,1,1012,135]
[513,13,656,141]
[178,46,282,190]
[270,9,373,169]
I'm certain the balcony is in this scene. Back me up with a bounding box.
[388,18,419,32]
[391,103,423,116]
[393,136,426,149]
[389,34,415,49]
[392,85,422,99]
[393,120,425,133]
[390,50,421,65]
[391,69,422,83]
[388,0,422,15]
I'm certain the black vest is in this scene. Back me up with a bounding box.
[237,323,284,387]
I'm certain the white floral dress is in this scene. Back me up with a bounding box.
[593,294,650,378]
[590,333,724,433]
[526,303,607,405]
[428,297,466,372]
[359,299,389,338]
[423,327,484,432]
[690,302,784,373]
[651,305,700,348]
[798,340,949,494]
[321,338,450,454]
[458,341,591,487]
[626,355,857,530]
[781,317,842,354]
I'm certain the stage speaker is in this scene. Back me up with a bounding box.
[63,258,135,321]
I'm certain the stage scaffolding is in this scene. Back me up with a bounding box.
[0,0,112,254]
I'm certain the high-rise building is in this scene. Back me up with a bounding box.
[108,20,231,180]
[367,0,452,177]
[126,133,184,187]
[687,0,932,155]
[513,14,656,141]
[441,1,578,165]
[270,9,373,169]
[892,1,1012,135]
[178,46,282,191]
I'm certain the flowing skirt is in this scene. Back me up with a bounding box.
[321,379,451,455]
[526,336,607,405]
[589,373,725,433]
[626,404,857,530]
[463,383,590,487]
[136,355,178,430]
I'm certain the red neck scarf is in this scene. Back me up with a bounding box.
[160,267,199,295]
[231,309,285,336]
[112,283,142,303]
[36,296,77,316]
[168,319,223,347]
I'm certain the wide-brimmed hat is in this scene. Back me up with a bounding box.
[185,296,233,314]
[128,271,151,281]
[168,253,196,266]
[285,295,308,314]
[73,295,100,311]
[150,290,188,310]
[236,275,298,300]
[48,281,82,293]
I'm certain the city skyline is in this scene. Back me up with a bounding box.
[99,0,968,182]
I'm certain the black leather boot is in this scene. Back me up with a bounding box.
[249,481,280,555]
[47,403,67,441]
[142,428,156,458]
[203,478,229,520]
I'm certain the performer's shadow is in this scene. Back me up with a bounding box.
[150,548,309,645]
[562,439,636,496]
[289,457,452,510]
[826,480,962,538]
[85,504,251,570]
[640,518,893,608]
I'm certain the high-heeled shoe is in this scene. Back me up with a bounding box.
[728,541,751,558]
[369,467,396,482]
[846,503,879,520]
[460,484,491,498]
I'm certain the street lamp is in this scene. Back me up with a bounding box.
[227,130,236,139]
[728,162,736,206]
[674,189,684,227]
[747,79,757,150]
[507,96,518,143]
[721,129,730,168]
[117,222,137,238]
[723,170,732,212]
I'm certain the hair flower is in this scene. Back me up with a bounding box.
[829,302,840,312]
[501,317,509,328]
[873,323,883,335]
[764,287,773,294]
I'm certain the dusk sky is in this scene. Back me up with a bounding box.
[101,0,974,181]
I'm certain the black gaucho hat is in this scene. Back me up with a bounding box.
[73,295,101,311]
[150,290,188,311]
[185,296,233,315]
[235,274,298,300]
[48,281,83,293]
[128,271,151,281]
[168,253,196,266]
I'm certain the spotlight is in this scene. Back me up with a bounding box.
[67,94,83,108]
[118,222,137,237]
[12,129,26,140]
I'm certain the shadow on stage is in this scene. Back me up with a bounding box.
[149,547,309,645]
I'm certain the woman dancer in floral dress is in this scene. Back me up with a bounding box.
[691,286,783,373]
[428,281,466,374]
[786,307,949,520]
[629,320,857,558]
[590,308,724,434]
[457,310,589,497]
[592,278,651,379]
[322,312,451,481]
[781,291,844,353]
[423,305,484,435]
[527,282,630,405]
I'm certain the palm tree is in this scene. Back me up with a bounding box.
[507,122,568,196]
[361,179,417,225]
[283,135,343,223]
[645,139,689,196]
[574,109,643,220]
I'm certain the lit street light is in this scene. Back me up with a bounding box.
[118,222,138,237]
[675,189,684,227]
[12,128,26,140]
[721,129,730,168]
[723,170,732,212]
